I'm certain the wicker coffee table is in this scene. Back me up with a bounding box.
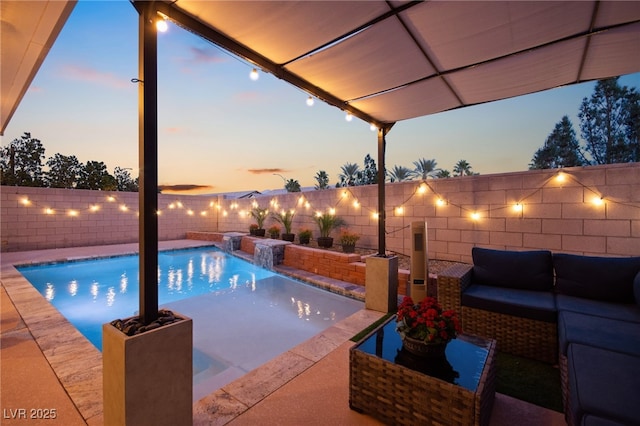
[349,315,496,425]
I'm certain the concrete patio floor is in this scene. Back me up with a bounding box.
[1,240,566,425]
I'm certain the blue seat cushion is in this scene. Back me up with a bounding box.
[461,284,557,322]
[556,294,640,323]
[471,248,554,291]
[554,253,640,303]
[558,311,640,356]
[567,344,640,426]
[582,414,635,426]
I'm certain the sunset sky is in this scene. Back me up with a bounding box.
[3,0,639,194]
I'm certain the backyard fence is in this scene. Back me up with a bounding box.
[2,162,639,262]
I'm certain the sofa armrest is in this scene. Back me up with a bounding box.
[437,263,473,313]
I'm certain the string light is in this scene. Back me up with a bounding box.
[306,96,314,106]
[44,208,54,215]
[90,205,100,212]
[20,197,30,206]
[471,211,481,221]
[250,68,259,81]
[155,17,168,33]
[513,203,523,212]
[345,112,353,122]
[592,196,604,206]
[395,206,404,215]
[436,198,446,206]
[68,210,78,217]
[370,124,378,131]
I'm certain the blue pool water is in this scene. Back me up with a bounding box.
[19,246,361,348]
[19,246,364,400]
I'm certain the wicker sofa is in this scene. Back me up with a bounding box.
[437,248,640,426]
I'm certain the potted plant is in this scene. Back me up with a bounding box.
[249,206,269,237]
[273,210,296,242]
[249,223,259,236]
[298,228,312,245]
[339,228,360,253]
[312,212,346,248]
[268,225,280,239]
[396,296,461,358]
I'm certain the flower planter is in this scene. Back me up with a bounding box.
[282,233,295,242]
[103,311,192,426]
[254,229,266,237]
[317,236,334,248]
[342,243,356,253]
[299,235,311,245]
[401,336,448,358]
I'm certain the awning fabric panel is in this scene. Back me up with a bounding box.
[0,0,76,135]
[167,0,640,126]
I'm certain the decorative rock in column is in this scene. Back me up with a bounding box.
[222,232,245,252]
[254,240,290,270]
[103,311,192,426]
[365,255,398,313]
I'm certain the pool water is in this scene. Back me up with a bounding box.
[18,247,364,400]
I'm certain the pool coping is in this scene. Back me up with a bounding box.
[1,240,383,425]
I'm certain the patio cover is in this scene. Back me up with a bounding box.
[2,1,639,132]
[154,0,640,129]
[0,0,76,135]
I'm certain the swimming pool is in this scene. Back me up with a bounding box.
[18,246,364,400]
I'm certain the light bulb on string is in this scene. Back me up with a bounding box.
[250,68,259,81]
[155,18,168,33]
[345,112,353,122]
[306,96,314,106]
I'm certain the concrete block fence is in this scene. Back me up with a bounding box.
[2,162,639,262]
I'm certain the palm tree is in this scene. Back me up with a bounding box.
[285,178,301,192]
[413,158,439,179]
[388,165,415,182]
[314,170,329,190]
[436,169,451,178]
[453,159,473,177]
[338,162,360,186]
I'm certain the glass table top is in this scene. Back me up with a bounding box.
[353,315,491,391]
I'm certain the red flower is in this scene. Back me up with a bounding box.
[396,296,460,344]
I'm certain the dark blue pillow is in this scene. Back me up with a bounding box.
[554,253,640,303]
[471,247,554,291]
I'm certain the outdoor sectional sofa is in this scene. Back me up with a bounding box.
[437,248,640,426]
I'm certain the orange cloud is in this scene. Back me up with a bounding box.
[59,64,129,89]
[159,184,214,193]
[247,168,287,175]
